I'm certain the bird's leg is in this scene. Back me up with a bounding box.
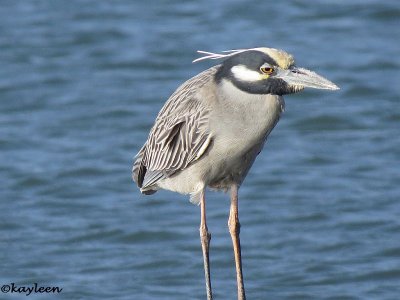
[229,184,246,300]
[200,191,213,300]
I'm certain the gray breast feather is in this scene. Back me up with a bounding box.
[132,66,218,192]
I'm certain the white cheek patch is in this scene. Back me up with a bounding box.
[231,65,261,82]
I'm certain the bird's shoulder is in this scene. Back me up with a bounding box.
[148,65,220,148]
[155,65,220,120]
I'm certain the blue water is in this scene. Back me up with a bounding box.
[1,1,399,299]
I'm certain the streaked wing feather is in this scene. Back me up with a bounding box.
[132,66,218,190]
[141,170,164,189]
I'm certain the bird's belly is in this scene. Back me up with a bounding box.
[206,140,264,190]
[206,94,284,189]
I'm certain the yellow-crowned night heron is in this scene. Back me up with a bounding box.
[132,47,339,300]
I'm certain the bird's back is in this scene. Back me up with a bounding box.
[132,66,219,194]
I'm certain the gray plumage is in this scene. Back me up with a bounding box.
[134,67,277,203]
[131,47,339,299]
[133,66,216,198]
[132,48,338,204]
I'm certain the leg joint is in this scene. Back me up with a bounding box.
[228,216,241,235]
[200,224,211,241]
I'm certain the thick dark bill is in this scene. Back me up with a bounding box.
[276,67,340,90]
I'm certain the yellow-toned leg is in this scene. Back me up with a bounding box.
[229,185,246,300]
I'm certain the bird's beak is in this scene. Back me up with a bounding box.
[276,67,340,90]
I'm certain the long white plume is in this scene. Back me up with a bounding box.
[192,48,262,63]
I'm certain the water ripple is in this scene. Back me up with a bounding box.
[1,1,399,299]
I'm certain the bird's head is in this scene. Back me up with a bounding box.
[194,47,339,96]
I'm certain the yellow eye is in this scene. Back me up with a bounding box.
[260,67,274,75]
